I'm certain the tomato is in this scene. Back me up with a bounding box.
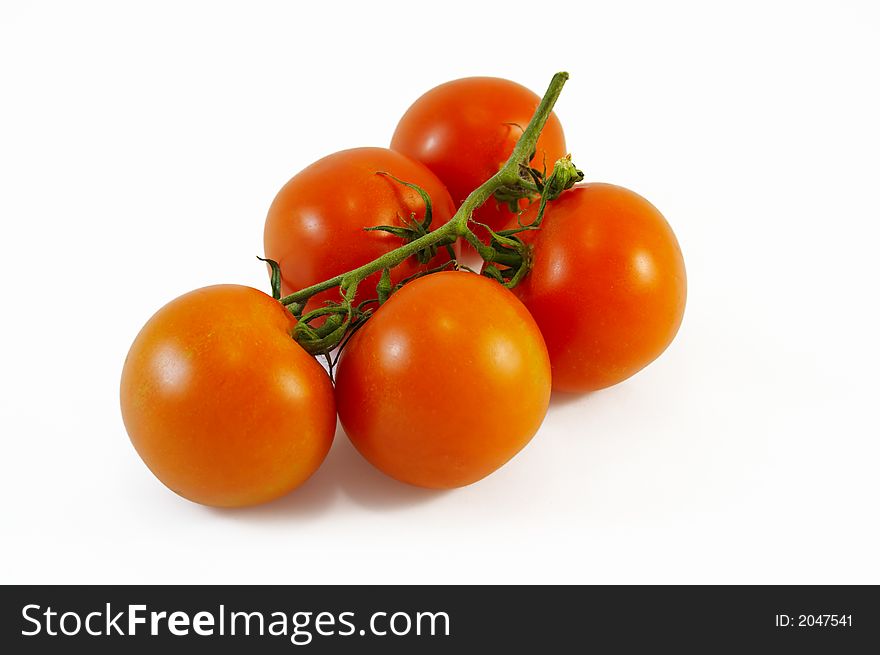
[390,77,567,233]
[263,147,458,314]
[335,271,551,489]
[120,285,336,507]
[497,183,687,392]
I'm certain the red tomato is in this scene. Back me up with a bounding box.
[497,183,687,392]
[335,271,551,489]
[120,285,336,507]
[263,147,458,314]
[390,77,567,233]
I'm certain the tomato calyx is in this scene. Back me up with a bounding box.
[476,226,533,288]
[476,156,583,287]
[292,304,354,356]
[493,160,548,212]
[364,172,458,265]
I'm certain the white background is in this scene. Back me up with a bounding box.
[1,0,878,584]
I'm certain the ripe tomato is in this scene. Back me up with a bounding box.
[390,77,567,233]
[499,183,687,392]
[263,147,458,314]
[120,285,336,507]
[335,271,551,489]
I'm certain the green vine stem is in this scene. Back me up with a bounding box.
[276,72,581,357]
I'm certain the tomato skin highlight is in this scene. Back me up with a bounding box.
[263,147,458,313]
[390,77,567,233]
[120,285,336,507]
[335,271,551,489]
[503,183,687,392]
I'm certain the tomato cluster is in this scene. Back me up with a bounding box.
[120,74,686,507]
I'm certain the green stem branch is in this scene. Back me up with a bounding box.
[279,72,570,310]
